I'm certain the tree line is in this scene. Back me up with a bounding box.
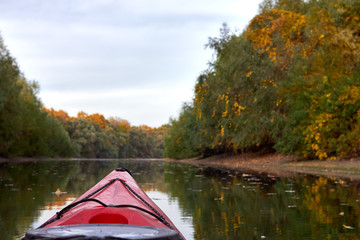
[46,109,167,158]
[0,34,166,158]
[165,0,360,160]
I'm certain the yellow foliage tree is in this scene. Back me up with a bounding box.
[87,113,107,128]
[44,108,71,123]
[246,9,306,70]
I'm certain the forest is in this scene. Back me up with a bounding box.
[45,109,167,158]
[165,0,360,160]
[0,33,166,158]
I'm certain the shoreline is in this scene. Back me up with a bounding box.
[3,154,360,181]
[171,152,360,181]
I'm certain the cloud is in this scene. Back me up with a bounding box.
[39,85,194,126]
[0,0,262,127]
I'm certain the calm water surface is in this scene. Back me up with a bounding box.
[1,159,360,239]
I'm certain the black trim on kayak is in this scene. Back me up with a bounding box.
[117,178,174,230]
[38,174,174,232]
[115,167,133,176]
[55,198,171,226]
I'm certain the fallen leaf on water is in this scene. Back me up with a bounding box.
[52,188,67,197]
[267,193,277,196]
[285,190,295,193]
[343,224,355,229]
[55,188,61,197]
[192,189,202,192]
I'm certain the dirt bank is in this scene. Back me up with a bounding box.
[172,152,360,180]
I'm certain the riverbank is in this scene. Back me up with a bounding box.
[3,154,360,181]
[172,152,360,181]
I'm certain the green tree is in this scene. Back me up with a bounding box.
[164,103,200,159]
[128,126,154,158]
[65,118,119,158]
[0,35,23,155]
[0,34,73,157]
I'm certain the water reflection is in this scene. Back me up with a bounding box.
[1,160,360,239]
[146,191,195,240]
[163,164,360,239]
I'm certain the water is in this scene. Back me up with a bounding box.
[1,159,360,239]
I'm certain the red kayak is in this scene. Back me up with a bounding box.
[23,168,184,240]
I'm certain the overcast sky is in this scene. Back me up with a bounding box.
[0,0,262,127]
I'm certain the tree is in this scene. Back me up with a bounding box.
[0,35,22,155]
[0,34,73,157]
[87,113,107,128]
[165,103,200,159]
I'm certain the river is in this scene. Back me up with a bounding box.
[1,159,360,239]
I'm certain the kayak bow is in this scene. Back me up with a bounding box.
[23,168,184,240]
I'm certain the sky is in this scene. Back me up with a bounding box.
[0,0,263,127]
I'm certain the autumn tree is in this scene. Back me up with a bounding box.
[87,113,107,128]
[45,108,71,123]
